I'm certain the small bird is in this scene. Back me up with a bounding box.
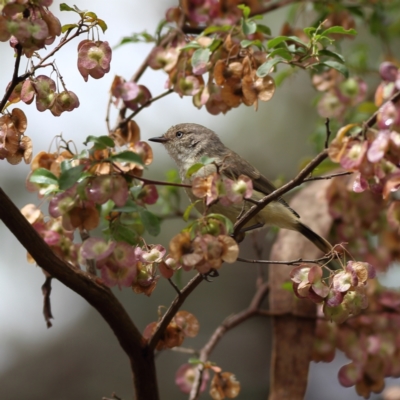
[149,123,332,254]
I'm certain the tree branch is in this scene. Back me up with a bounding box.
[302,171,352,182]
[0,44,23,113]
[0,187,159,400]
[148,273,203,351]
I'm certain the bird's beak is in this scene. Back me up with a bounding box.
[149,135,169,143]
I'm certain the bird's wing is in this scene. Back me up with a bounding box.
[219,150,300,218]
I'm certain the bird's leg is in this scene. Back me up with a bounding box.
[202,269,219,282]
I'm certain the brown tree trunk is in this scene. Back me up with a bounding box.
[268,180,333,400]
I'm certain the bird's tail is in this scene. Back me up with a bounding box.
[296,221,332,255]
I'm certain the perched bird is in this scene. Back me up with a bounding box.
[149,123,332,254]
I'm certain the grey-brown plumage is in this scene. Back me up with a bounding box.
[149,123,332,254]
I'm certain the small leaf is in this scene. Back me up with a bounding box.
[83,135,115,149]
[208,39,222,52]
[318,49,345,63]
[111,223,139,245]
[96,19,108,33]
[237,4,250,19]
[186,163,204,178]
[110,150,144,165]
[241,39,264,50]
[84,11,97,19]
[207,213,233,234]
[139,209,160,236]
[267,36,290,49]
[320,61,349,78]
[30,168,58,186]
[180,42,202,51]
[268,47,292,60]
[183,200,200,221]
[257,58,283,77]
[256,24,271,36]
[242,19,257,35]
[304,27,316,37]
[199,156,216,165]
[321,26,357,36]
[59,3,76,12]
[59,165,84,190]
[61,23,78,33]
[201,25,231,35]
[268,35,307,49]
[114,199,139,212]
[192,48,211,69]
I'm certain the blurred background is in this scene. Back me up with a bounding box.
[0,0,399,399]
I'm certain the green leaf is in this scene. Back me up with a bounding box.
[188,358,202,365]
[29,168,58,186]
[256,58,283,77]
[115,32,155,48]
[242,18,257,35]
[256,24,271,36]
[180,42,201,51]
[96,19,107,33]
[199,156,216,165]
[139,209,160,236]
[114,199,139,212]
[321,26,357,36]
[320,60,349,78]
[186,162,204,178]
[183,200,200,222]
[110,150,144,165]
[84,11,97,19]
[268,35,307,49]
[357,102,378,114]
[240,39,264,50]
[267,36,290,49]
[237,4,250,19]
[268,47,292,60]
[192,48,211,70]
[59,3,76,12]
[83,135,115,149]
[201,25,231,35]
[207,213,234,234]
[303,27,316,37]
[59,165,84,190]
[61,23,78,33]
[208,39,222,52]
[318,49,345,63]
[111,223,139,245]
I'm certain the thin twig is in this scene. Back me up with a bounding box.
[237,254,333,265]
[168,278,181,295]
[115,31,178,123]
[0,44,23,112]
[324,118,331,148]
[303,171,352,182]
[148,273,204,351]
[117,89,174,130]
[364,89,400,130]
[128,173,192,188]
[0,25,89,113]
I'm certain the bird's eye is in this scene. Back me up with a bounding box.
[176,131,183,138]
